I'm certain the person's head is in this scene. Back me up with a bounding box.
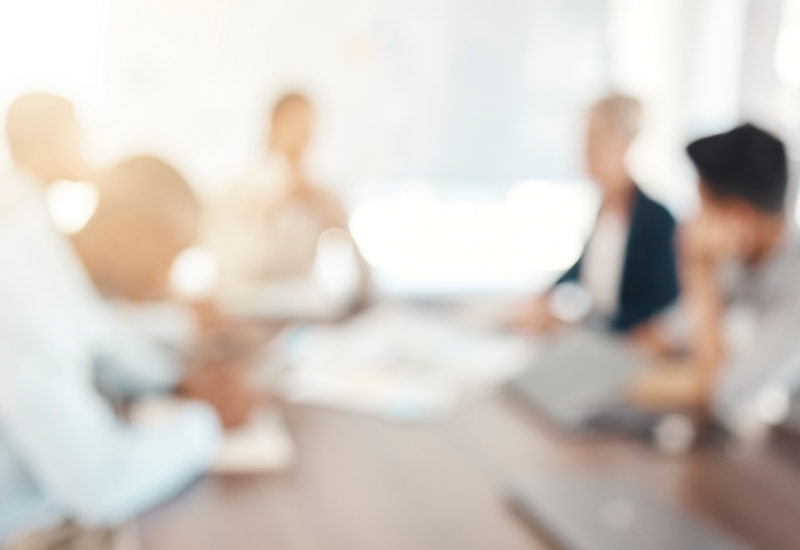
[586,93,642,197]
[268,92,313,161]
[687,123,788,262]
[73,156,200,302]
[5,92,89,183]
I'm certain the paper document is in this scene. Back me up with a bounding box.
[224,276,354,321]
[267,304,534,421]
[130,398,296,474]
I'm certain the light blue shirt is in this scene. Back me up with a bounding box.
[713,229,800,427]
[0,170,223,543]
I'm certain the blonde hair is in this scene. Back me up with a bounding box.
[591,93,642,140]
[5,92,74,162]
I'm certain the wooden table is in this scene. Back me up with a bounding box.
[139,394,800,550]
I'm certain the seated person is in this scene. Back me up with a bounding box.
[73,153,261,406]
[0,93,246,548]
[73,155,204,352]
[516,94,679,340]
[632,124,800,432]
[210,92,368,307]
[74,156,200,303]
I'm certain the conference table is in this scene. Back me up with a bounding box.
[138,387,800,550]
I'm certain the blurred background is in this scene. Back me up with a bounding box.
[0,0,795,295]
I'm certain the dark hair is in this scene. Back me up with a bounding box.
[5,92,75,161]
[687,124,788,213]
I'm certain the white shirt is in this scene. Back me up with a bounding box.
[209,152,346,303]
[0,169,222,543]
[110,299,199,361]
[581,210,629,319]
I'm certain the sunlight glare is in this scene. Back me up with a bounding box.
[349,179,599,291]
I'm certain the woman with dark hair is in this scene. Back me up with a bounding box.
[211,92,369,310]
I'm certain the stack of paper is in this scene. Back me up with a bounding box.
[268,305,535,421]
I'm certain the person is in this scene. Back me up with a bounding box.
[72,155,207,358]
[72,155,262,413]
[516,94,679,340]
[0,93,240,548]
[210,92,368,307]
[631,123,800,432]
[73,156,201,304]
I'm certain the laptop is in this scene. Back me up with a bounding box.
[772,392,800,462]
[509,477,750,550]
[509,330,648,432]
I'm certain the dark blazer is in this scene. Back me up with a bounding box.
[558,186,679,332]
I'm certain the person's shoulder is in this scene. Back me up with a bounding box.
[224,163,286,205]
[634,187,676,228]
[0,168,39,217]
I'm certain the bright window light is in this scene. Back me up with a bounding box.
[776,0,800,88]
[169,245,219,298]
[45,180,99,234]
[0,1,105,96]
[755,383,791,426]
[775,24,800,87]
[312,228,360,297]
[349,179,599,294]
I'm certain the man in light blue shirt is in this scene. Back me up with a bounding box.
[632,124,800,435]
[0,93,224,547]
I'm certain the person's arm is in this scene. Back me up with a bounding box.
[310,187,350,230]
[511,294,560,332]
[511,255,584,333]
[682,255,726,395]
[301,186,374,308]
[91,300,185,398]
[628,214,729,409]
[627,318,674,357]
[627,267,723,409]
[0,345,222,527]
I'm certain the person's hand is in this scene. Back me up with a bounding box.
[190,300,230,333]
[679,209,731,374]
[189,300,281,363]
[628,359,709,410]
[680,207,749,265]
[179,361,261,429]
[511,296,560,333]
[626,320,673,358]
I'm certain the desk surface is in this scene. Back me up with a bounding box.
[139,395,800,550]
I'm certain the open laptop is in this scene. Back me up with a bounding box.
[509,330,649,432]
[509,477,750,550]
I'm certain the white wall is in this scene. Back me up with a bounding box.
[0,0,610,195]
[607,0,748,218]
[0,0,108,169]
[0,0,759,293]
